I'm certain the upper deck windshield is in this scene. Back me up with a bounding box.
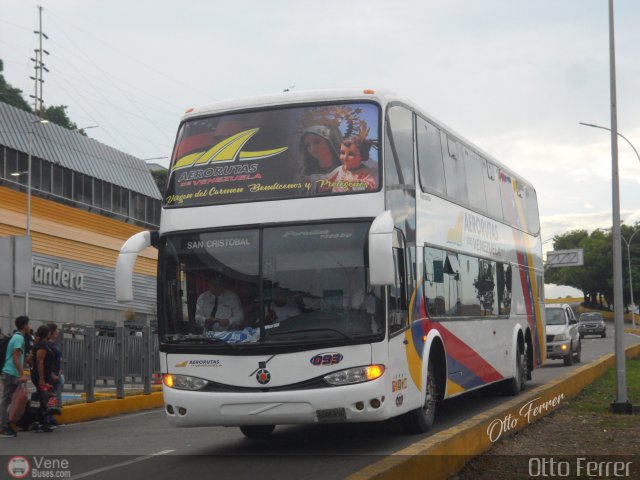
[165,102,381,207]
[158,222,384,350]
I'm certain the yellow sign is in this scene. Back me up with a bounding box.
[172,128,288,171]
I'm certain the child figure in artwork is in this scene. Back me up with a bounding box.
[324,123,378,193]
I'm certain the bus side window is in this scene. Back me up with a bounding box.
[389,247,408,334]
[485,161,504,221]
[496,262,512,316]
[442,133,469,204]
[385,106,415,187]
[416,117,446,195]
[463,147,487,212]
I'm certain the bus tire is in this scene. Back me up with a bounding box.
[401,362,436,434]
[239,425,275,439]
[507,343,526,395]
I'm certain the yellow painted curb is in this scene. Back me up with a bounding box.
[347,342,640,480]
[58,391,164,424]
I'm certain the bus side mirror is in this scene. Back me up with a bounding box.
[368,211,395,286]
[115,231,157,302]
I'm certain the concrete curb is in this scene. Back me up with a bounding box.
[58,391,164,424]
[347,343,640,480]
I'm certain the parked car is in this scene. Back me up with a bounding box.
[578,312,607,338]
[545,304,581,366]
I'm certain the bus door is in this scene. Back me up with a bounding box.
[387,229,411,406]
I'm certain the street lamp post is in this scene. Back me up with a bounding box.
[141,156,168,162]
[622,229,638,329]
[579,122,640,165]
[578,1,634,414]
[578,123,640,329]
[11,118,49,315]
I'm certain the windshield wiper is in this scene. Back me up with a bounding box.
[268,327,355,342]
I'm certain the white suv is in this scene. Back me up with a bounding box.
[545,304,581,366]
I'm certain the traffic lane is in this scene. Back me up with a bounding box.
[4,331,638,480]
[3,376,546,457]
[5,330,637,457]
[536,325,638,383]
[2,395,517,480]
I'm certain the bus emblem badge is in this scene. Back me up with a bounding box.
[256,369,271,385]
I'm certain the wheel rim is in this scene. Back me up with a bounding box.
[516,351,523,388]
[423,372,436,415]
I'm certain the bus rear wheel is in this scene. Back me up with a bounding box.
[507,343,526,395]
[401,362,436,434]
[240,425,275,439]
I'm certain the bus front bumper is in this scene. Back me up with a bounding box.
[162,381,391,427]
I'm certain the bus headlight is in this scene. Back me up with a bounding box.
[323,365,385,386]
[163,374,208,391]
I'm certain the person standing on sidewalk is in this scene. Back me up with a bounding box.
[46,323,63,426]
[1,316,30,438]
[31,325,57,433]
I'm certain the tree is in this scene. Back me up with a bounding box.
[545,223,640,310]
[150,169,168,196]
[0,59,33,112]
[1,58,85,135]
[621,222,640,312]
[41,104,81,132]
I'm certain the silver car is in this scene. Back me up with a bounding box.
[545,304,581,366]
[578,312,607,338]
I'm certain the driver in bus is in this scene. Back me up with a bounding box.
[195,271,244,333]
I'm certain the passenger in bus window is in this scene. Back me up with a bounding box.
[265,286,301,324]
[299,125,343,181]
[348,288,382,332]
[320,134,376,193]
[195,272,244,333]
[434,297,446,316]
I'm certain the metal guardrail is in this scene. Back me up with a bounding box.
[60,326,161,401]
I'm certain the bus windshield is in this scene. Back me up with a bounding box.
[158,222,384,349]
[165,102,381,207]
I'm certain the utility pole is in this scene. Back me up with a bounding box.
[607,0,636,415]
[29,6,49,114]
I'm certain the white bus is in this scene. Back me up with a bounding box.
[116,89,545,437]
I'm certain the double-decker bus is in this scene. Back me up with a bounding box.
[116,88,545,437]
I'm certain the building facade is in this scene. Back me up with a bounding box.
[0,102,162,333]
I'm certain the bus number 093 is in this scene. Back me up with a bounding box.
[310,353,343,366]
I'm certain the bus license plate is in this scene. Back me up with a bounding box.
[316,408,346,422]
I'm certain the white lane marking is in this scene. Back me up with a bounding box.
[69,449,175,479]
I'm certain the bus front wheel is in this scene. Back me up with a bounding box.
[401,362,436,434]
[240,425,275,439]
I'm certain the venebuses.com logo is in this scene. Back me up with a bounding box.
[7,457,30,479]
[7,456,71,479]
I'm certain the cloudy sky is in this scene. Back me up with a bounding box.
[1,0,639,296]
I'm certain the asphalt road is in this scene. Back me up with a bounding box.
[3,328,638,480]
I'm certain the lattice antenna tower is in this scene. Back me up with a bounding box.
[29,6,49,114]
